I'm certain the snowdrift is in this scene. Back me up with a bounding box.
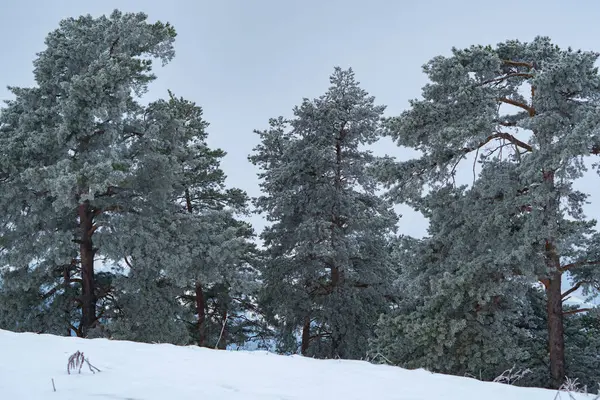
[0,328,591,399]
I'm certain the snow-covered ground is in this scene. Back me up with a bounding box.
[0,328,593,400]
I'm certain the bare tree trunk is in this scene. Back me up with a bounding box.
[330,264,341,358]
[195,282,206,347]
[78,201,96,338]
[185,188,193,214]
[541,169,566,388]
[545,259,565,388]
[331,266,340,287]
[301,315,311,355]
[329,131,346,359]
[186,190,208,347]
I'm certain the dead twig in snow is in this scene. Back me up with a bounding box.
[215,312,228,349]
[67,350,101,374]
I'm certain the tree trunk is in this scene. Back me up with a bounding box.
[545,268,565,388]
[541,169,566,388]
[185,188,193,213]
[329,131,346,359]
[78,201,96,338]
[331,266,340,287]
[195,282,206,347]
[301,315,311,356]
[330,265,342,359]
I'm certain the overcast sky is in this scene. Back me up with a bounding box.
[1,0,599,240]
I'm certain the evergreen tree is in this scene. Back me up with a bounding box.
[371,164,549,384]
[157,94,260,349]
[563,311,600,390]
[250,67,398,359]
[103,93,263,348]
[0,10,177,337]
[376,37,600,387]
[107,262,192,345]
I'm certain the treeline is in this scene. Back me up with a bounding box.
[0,10,599,390]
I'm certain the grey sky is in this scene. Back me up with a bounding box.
[1,0,599,240]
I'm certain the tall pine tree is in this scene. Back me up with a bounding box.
[103,93,262,348]
[0,10,177,337]
[250,67,398,359]
[372,163,549,384]
[376,37,600,387]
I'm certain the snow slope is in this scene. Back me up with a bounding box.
[0,329,592,400]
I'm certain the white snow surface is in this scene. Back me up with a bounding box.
[0,328,592,400]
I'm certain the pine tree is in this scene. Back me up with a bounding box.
[371,164,549,383]
[103,93,262,348]
[250,67,398,359]
[107,263,192,345]
[0,10,177,337]
[563,311,600,389]
[376,37,600,387]
[157,94,259,349]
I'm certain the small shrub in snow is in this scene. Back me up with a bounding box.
[559,377,584,393]
[493,365,532,385]
[554,378,600,400]
[67,351,101,375]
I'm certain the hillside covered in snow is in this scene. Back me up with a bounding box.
[0,329,594,400]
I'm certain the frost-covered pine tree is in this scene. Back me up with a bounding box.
[371,163,549,384]
[0,10,177,337]
[250,67,398,359]
[105,93,262,348]
[376,37,600,387]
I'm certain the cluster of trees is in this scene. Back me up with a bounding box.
[1,10,599,390]
[0,11,260,349]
